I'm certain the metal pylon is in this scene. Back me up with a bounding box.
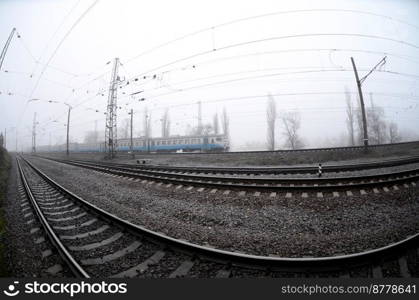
[105,58,119,159]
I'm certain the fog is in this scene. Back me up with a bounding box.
[1,0,418,152]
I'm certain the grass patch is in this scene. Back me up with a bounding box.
[0,146,11,276]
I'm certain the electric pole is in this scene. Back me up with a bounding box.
[65,104,72,156]
[105,58,120,159]
[94,120,98,143]
[32,112,37,153]
[0,28,18,72]
[129,109,134,158]
[350,56,386,148]
[197,101,202,135]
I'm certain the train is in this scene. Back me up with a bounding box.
[37,133,230,153]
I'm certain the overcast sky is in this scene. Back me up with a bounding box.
[1,0,418,151]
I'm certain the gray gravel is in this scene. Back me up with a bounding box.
[26,155,419,258]
[3,156,72,277]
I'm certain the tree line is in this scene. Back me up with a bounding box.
[345,88,401,146]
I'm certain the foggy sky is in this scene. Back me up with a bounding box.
[1,0,419,151]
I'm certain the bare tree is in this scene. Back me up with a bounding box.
[202,123,213,136]
[143,107,152,140]
[368,93,387,144]
[345,87,355,146]
[83,131,98,143]
[213,113,219,134]
[266,94,277,150]
[280,111,304,149]
[221,107,230,138]
[161,109,170,137]
[388,122,401,143]
[121,118,130,139]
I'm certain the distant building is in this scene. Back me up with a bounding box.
[0,133,3,148]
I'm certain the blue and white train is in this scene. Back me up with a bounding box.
[38,133,230,153]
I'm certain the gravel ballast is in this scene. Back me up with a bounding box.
[26,155,419,258]
[4,156,72,277]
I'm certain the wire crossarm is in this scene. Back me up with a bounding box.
[359,56,387,85]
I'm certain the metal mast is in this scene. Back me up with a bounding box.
[0,28,17,72]
[105,58,120,159]
[32,112,37,153]
[197,101,202,135]
[350,56,386,149]
[129,109,134,158]
[65,104,72,156]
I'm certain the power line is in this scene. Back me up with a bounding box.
[17,0,100,127]
[124,8,419,65]
[30,0,82,76]
[122,33,419,86]
[117,68,419,104]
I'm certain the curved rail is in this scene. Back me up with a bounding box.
[106,155,419,175]
[47,157,419,191]
[20,155,419,274]
[17,158,90,278]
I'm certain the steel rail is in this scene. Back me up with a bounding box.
[20,155,419,272]
[49,158,419,191]
[69,155,419,175]
[16,158,90,278]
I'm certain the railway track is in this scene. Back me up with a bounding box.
[65,155,419,175]
[41,157,419,194]
[17,156,419,277]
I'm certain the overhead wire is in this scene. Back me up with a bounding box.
[124,8,419,65]
[17,0,100,126]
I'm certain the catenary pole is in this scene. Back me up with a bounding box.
[350,57,369,147]
[350,56,386,149]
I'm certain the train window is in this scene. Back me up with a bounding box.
[216,137,222,141]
